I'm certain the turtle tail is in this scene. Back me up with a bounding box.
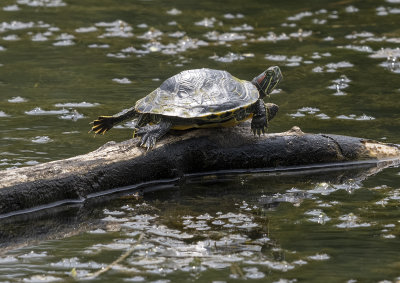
[90,116,121,135]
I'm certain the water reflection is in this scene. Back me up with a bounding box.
[1,162,399,281]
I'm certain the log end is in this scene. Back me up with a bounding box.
[362,140,400,159]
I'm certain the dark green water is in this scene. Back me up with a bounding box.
[1,0,400,282]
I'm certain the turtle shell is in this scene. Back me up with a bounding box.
[135,68,259,118]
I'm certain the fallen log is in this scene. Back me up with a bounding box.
[0,124,399,216]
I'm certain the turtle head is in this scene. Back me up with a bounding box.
[252,66,282,98]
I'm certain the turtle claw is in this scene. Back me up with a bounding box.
[262,126,267,135]
[139,133,157,151]
[251,112,268,137]
[251,124,268,137]
[132,128,139,138]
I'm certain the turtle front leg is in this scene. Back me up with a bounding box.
[251,99,268,136]
[132,114,151,138]
[137,120,172,150]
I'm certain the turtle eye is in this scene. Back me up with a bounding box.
[265,70,274,78]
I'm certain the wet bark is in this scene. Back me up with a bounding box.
[0,123,399,216]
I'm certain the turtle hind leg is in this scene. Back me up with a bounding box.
[138,120,172,150]
[90,116,120,135]
[90,106,138,135]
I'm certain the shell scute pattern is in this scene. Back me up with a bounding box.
[135,68,259,118]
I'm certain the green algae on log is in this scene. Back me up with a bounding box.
[0,124,399,216]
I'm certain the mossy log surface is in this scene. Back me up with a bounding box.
[0,124,399,216]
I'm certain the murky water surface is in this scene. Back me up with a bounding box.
[1,0,400,282]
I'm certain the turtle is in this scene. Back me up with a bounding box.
[90,66,282,149]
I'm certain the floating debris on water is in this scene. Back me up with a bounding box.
[53,39,74,46]
[287,11,313,21]
[355,114,376,120]
[54,102,99,108]
[24,160,39,166]
[96,20,133,38]
[308,182,338,195]
[195,17,217,28]
[18,251,48,259]
[107,52,129,58]
[230,24,253,31]
[166,8,182,16]
[336,213,372,228]
[0,256,18,263]
[0,111,10,117]
[325,61,354,71]
[337,45,374,53]
[3,34,20,41]
[307,253,330,261]
[288,107,328,119]
[305,210,331,224]
[88,43,110,48]
[328,74,350,95]
[256,32,290,42]
[31,136,53,144]
[209,52,245,63]
[31,32,48,41]
[243,267,265,279]
[75,26,97,33]
[336,114,375,120]
[21,275,63,282]
[370,47,400,58]
[17,0,66,7]
[56,33,74,40]
[138,28,163,40]
[323,36,334,41]
[312,66,324,73]
[0,21,35,32]
[345,5,360,13]
[50,257,105,269]
[168,31,186,38]
[313,61,354,73]
[289,29,313,39]
[376,6,400,16]
[59,110,84,121]
[204,31,246,42]
[112,78,132,84]
[379,56,400,73]
[224,13,244,19]
[311,52,331,59]
[288,111,306,118]
[382,234,396,239]
[316,113,330,119]
[3,5,20,11]
[25,107,69,115]
[345,31,375,40]
[298,107,320,114]
[265,54,303,66]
